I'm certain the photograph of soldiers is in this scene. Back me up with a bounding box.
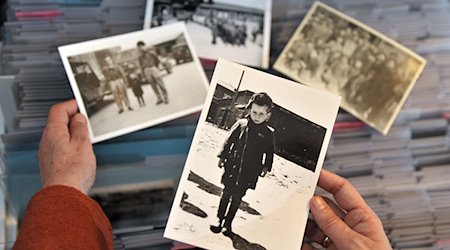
[274,2,425,134]
[103,55,133,114]
[164,60,340,250]
[60,23,208,143]
[144,0,271,68]
[137,41,169,105]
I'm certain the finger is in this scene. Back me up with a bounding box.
[305,197,346,244]
[318,169,368,212]
[305,219,326,244]
[46,99,79,129]
[301,243,314,250]
[327,244,338,250]
[310,196,356,247]
[322,196,347,218]
[69,113,90,142]
[44,100,78,140]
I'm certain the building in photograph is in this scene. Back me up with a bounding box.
[207,84,326,171]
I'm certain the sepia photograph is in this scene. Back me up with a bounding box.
[144,0,272,68]
[164,59,340,250]
[59,22,209,143]
[274,2,426,135]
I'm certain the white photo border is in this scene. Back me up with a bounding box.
[59,22,209,143]
[164,58,341,250]
[143,0,272,69]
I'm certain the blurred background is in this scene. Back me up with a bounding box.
[1,0,450,249]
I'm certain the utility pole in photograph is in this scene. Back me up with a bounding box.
[226,70,244,129]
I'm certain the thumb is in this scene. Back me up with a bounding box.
[69,113,90,142]
[310,196,355,247]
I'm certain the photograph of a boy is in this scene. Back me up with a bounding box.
[164,60,341,250]
[210,92,274,236]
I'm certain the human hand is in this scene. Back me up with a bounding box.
[303,169,391,250]
[38,99,96,195]
[218,158,226,168]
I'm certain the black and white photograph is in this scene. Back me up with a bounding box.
[89,179,174,230]
[164,59,340,250]
[59,22,209,143]
[144,0,272,68]
[274,2,426,135]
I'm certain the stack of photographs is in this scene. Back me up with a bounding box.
[0,0,206,246]
[1,0,149,132]
[91,180,177,249]
[90,180,174,232]
[2,0,450,249]
[91,155,191,249]
[303,1,450,248]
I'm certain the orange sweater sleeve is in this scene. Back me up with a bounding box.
[13,185,113,250]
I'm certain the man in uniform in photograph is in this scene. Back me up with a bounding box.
[210,92,275,236]
[137,41,169,105]
[103,56,133,114]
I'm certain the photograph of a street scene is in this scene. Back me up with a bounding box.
[59,23,208,142]
[165,60,340,250]
[145,0,271,68]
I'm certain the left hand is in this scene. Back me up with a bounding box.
[260,167,269,177]
[38,99,96,195]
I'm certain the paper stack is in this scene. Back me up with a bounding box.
[1,0,450,249]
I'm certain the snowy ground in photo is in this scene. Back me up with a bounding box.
[166,122,317,250]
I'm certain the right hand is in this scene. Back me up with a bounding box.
[38,99,97,195]
[218,158,226,168]
[303,169,392,250]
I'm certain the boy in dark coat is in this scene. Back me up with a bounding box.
[128,72,145,107]
[211,92,275,236]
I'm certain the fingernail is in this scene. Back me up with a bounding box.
[312,196,327,211]
[73,113,86,124]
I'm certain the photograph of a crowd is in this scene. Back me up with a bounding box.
[274,2,426,134]
[59,23,208,143]
[164,59,340,250]
[144,0,271,68]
